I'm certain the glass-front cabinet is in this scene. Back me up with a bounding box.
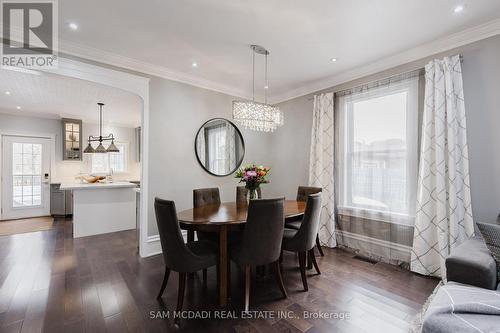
[62,118,83,160]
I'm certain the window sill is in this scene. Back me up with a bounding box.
[337,206,415,226]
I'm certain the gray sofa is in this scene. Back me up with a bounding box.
[422,234,500,332]
[445,236,499,290]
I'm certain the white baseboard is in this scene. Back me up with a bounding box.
[140,235,161,257]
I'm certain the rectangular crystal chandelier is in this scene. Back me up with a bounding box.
[232,101,283,132]
[233,45,284,132]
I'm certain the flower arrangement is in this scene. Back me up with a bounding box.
[235,164,270,200]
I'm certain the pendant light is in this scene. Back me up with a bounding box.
[83,103,119,154]
[106,141,119,153]
[232,45,283,132]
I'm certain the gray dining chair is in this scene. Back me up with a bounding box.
[282,193,322,291]
[193,188,221,279]
[230,198,287,311]
[296,186,322,202]
[286,186,324,257]
[236,186,262,203]
[193,188,221,241]
[193,187,221,207]
[154,198,218,325]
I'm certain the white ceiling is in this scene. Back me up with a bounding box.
[0,68,142,127]
[57,0,500,102]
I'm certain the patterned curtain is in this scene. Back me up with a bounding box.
[309,92,336,248]
[410,55,475,278]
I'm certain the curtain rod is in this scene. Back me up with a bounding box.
[306,54,463,101]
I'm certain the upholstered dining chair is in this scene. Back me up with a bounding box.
[282,193,322,291]
[230,198,287,311]
[193,188,221,279]
[154,198,218,325]
[286,186,324,257]
[296,186,322,202]
[236,186,262,203]
[193,187,221,207]
[193,188,221,241]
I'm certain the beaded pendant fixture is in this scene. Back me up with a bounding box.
[232,45,283,132]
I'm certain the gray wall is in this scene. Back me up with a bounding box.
[265,95,312,200]
[147,77,273,236]
[0,113,62,154]
[271,34,500,225]
[461,38,500,224]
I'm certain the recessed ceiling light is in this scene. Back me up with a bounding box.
[191,62,198,68]
[330,58,338,62]
[4,91,11,95]
[264,85,269,89]
[454,5,465,13]
[16,106,21,110]
[69,22,78,30]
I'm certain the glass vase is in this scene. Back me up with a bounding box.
[248,188,259,203]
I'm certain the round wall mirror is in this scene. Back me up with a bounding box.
[195,118,245,177]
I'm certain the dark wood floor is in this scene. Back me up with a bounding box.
[0,218,439,333]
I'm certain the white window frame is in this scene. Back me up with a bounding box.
[89,141,129,175]
[337,77,419,225]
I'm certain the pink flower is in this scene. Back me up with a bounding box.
[246,170,257,177]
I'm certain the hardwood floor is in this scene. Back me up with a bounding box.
[0,218,439,332]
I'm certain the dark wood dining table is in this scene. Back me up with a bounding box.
[177,200,306,307]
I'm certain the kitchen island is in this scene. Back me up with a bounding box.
[60,182,137,238]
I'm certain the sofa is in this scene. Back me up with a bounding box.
[446,236,499,290]
[421,234,500,332]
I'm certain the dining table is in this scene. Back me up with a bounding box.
[177,200,306,307]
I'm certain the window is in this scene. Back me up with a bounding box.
[12,143,42,207]
[90,142,127,174]
[338,77,418,220]
[201,120,239,175]
[206,124,228,175]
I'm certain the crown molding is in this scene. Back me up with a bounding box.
[59,39,253,101]
[269,18,500,104]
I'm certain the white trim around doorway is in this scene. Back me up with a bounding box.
[36,57,153,257]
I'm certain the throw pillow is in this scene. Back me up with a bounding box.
[477,222,500,280]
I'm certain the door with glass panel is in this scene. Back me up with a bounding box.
[1,136,51,220]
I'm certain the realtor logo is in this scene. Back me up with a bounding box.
[1,0,58,69]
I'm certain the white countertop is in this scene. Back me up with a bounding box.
[60,181,138,190]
